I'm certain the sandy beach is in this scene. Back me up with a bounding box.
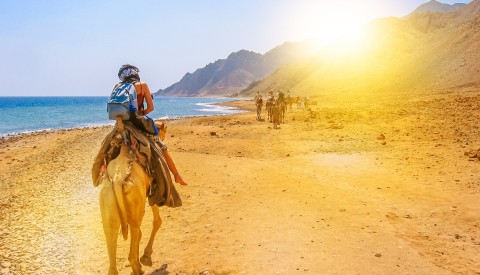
[0,91,479,274]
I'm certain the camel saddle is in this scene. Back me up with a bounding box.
[92,121,182,207]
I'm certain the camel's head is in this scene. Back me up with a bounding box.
[155,122,167,141]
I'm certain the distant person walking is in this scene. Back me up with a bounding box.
[304,96,310,110]
[255,94,263,120]
[266,90,275,122]
[286,92,293,111]
[272,100,280,129]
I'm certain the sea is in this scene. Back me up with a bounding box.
[0,96,245,137]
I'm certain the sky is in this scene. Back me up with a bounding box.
[0,0,472,96]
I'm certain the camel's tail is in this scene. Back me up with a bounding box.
[113,167,129,240]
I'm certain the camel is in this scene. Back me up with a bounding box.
[266,99,274,122]
[272,103,280,129]
[286,96,294,112]
[97,118,168,275]
[278,101,286,124]
[255,98,263,120]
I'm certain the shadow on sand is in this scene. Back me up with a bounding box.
[148,263,169,275]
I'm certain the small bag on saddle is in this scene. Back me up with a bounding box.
[130,114,159,136]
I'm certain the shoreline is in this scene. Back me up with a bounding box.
[0,96,479,274]
[0,97,247,138]
[0,99,249,140]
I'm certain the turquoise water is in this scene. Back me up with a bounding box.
[0,96,243,136]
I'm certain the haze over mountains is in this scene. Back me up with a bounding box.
[156,0,479,98]
[238,0,480,97]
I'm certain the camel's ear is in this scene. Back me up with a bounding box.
[155,121,167,140]
[155,122,164,130]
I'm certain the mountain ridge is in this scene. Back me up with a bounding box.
[236,0,480,98]
[409,0,467,15]
[155,0,478,98]
[155,41,316,97]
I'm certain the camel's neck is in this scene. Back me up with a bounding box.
[119,144,130,156]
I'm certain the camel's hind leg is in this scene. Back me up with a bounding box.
[125,186,147,275]
[128,226,143,275]
[141,204,162,266]
[100,181,121,275]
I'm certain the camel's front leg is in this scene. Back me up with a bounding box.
[140,204,162,266]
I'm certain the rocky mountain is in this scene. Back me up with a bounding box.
[410,0,467,15]
[155,41,316,97]
[237,0,480,98]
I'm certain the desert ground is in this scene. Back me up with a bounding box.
[0,90,479,275]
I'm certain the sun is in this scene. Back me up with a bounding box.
[311,21,366,43]
[310,22,370,55]
[300,2,377,54]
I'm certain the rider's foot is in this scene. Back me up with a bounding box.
[174,173,188,186]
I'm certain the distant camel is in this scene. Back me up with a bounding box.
[279,101,287,124]
[272,103,280,129]
[96,119,168,275]
[255,98,263,120]
[286,97,294,112]
[266,99,274,122]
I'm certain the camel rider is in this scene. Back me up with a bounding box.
[267,90,275,102]
[116,64,187,186]
[256,95,263,106]
[278,89,286,104]
[254,91,261,101]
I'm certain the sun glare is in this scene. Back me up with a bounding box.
[300,2,377,56]
[312,23,370,57]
